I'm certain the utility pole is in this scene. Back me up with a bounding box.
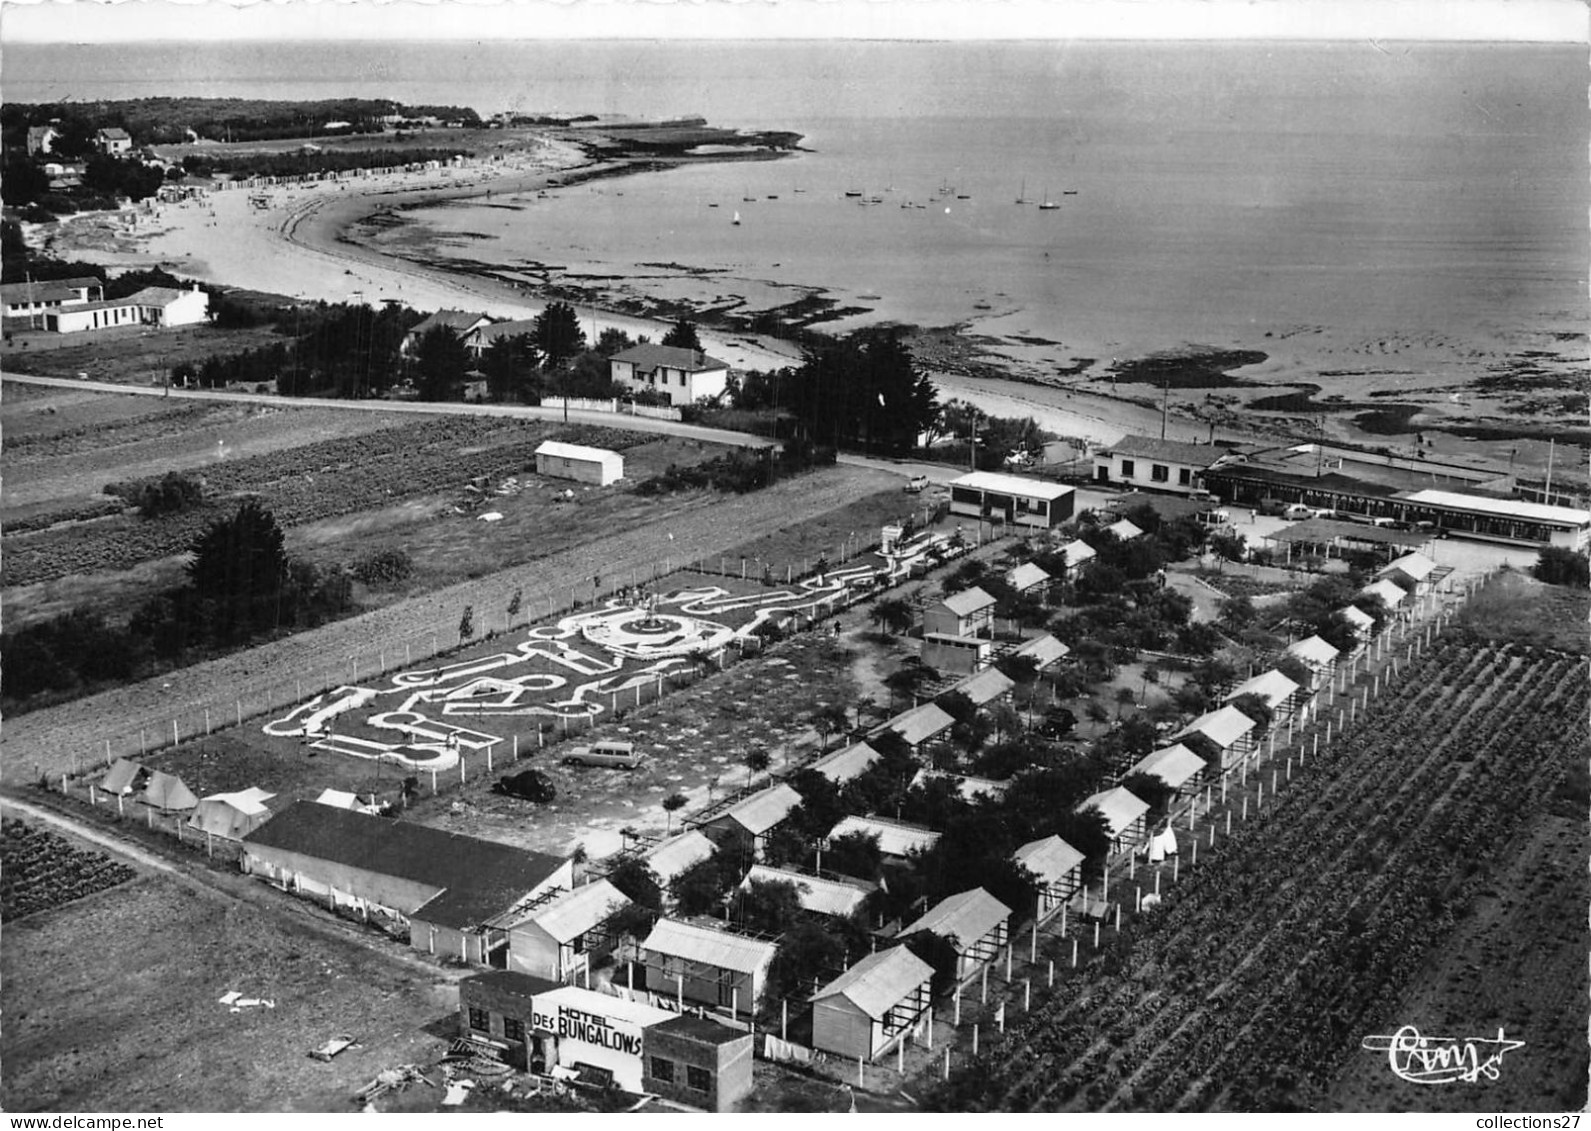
[1544,437,1556,503]
[1160,373,1170,440]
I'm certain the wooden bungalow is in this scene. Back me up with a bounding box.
[1076,787,1150,854]
[699,783,802,859]
[507,879,633,984]
[1124,744,1208,800]
[1172,705,1259,775]
[899,888,1011,983]
[1012,632,1070,671]
[809,740,882,787]
[1223,669,1303,722]
[922,587,997,639]
[949,666,1016,711]
[825,815,941,862]
[1284,635,1341,689]
[1012,835,1084,921]
[742,864,875,920]
[810,946,934,1062]
[874,702,956,753]
[1005,562,1052,599]
[640,918,778,1018]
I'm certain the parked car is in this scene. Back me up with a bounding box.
[904,474,931,494]
[1196,508,1233,527]
[562,740,646,769]
[1282,503,1314,521]
[1258,497,1290,517]
[492,769,557,803]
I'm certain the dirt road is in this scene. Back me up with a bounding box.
[3,462,901,779]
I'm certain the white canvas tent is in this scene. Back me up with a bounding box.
[140,770,199,812]
[101,758,148,796]
[189,788,277,840]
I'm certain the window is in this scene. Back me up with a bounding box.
[503,1017,525,1044]
[686,1065,711,1093]
[1151,464,1169,483]
[651,1057,676,1084]
[1120,459,1135,477]
[467,1007,491,1034]
[1179,468,1192,486]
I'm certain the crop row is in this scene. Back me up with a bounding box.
[0,818,138,922]
[3,418,654,587]
[936,641,1584,1111]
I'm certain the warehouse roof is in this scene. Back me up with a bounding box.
[642,919,778,976]
[811,946,933,1018]
[950,471,1074,502]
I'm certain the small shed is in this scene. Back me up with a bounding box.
[949,667,1016,710]
[641,919,778,1017]
[1359,578,1411,612]
[1223,669,1302,721]
[809,741,882,786]
[921,632,991,676]
[1378,551,1438,595]
[508,879,633,982]
[1076,787,1150,853]
[826,815,941,861]
[810,946,934,1062]
[1013,835,1084,920]
[923,587,997,639]
[1284,635,1340,687]
[1056,539,1096,574]
[1338,603,1376,640]
[742,865,875,919]
[700,784,802,858]
[140,770,199,813]
[188,788,277,841]
[900,888,1012,982]
[1013,633,1070,671]
[875,702,956,751]
[534,440,624,487]
[643,831,718,894]
[1173,705,1259,772]
[1125,744,1207,799]
[1105,518,1144,541]
[1005,562,1052,597]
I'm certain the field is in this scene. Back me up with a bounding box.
[923,631,1588,1112]
[1,818,137,921]
[2,322,291,389]
[1452,568,1590,655]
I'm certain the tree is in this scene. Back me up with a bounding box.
[661,318,703,352]
[1121,771,1175,821]
[1275,655,1313,690]
[744,748,771,782]
[661,792,688,834]
[870,597,915,637]
[729,878,804,936]
[458,604,475,641]
[607,858,663,910]
[481,332,538,402]
[532,300,586,370]
[822,830,884,881]
[1227,691,1274,734]
[1219,594,1257,634]
[414,324,470,401]
[810,704,850,749]
[185,498,289,643]
[1534,547,1589,588]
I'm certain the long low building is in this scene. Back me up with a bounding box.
[44,285,209,333]
[949,471,1076,530]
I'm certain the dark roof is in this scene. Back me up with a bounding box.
[1,277,102,304]
[1103,435,1222,467]
[1204,463,1405,499]
[653,1013,751,1045]
[408,309,491,337]
[243,802,566,928]
[608,343,729,372]
[97,128,132,141]
[1111,492,1206,521]
[460,970,560,1002]
[1264,518,1430,548]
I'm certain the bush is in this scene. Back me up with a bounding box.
[106,470,204,518]
[1534,547,1589,588]
[351,548,414,587]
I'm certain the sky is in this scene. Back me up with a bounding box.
[1,0,1585,43]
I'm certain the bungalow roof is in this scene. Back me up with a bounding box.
[1012,835,1084,885]
[1076,787,1150,838]
[811,947,933,1018]
[641,918,778,976]
[901,888,1011,950]
[1126,744,1207,791]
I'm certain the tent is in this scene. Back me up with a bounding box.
[188,788,277,841]
[140,770,199,812]
[101,758,148,796]
[315,788,379,814]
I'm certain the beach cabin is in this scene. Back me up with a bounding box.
[1012,632,1070,671]
[948,472,1075,530]
[1005,562,1052,599]
[94,127,133,155]
[825,815,941,863]
[1013,835,1085,920]
[1338,604,1376,645]
[534,440,624,486]
[899,888,1011,983]
[188,788,277,841]
[921,632,991,677]
[922,587,997,639]
[640,919,778,1017]
[608,344,731,407]
[742,865,875,920]
[1125,744,1208,801]
[698,784,802,858]
[1377,551,1439,597]
[642,831,719,903]
[950,667,1016,711]
[911,769,1009,804]
[874,702,956,753]
[1173,705,1259,776]
[1105,518,1145,542]
[1359,578,1411,616]
[1055,539,1097,576]
[1223,669,1303,723]
[1093,435,1218,495]
[810,947,934,1063]
[1076,787,1151,854]
[508,879,633,983]
[809,741,882,787]
[1283,635,1340,689]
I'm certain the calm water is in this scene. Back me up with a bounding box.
[7,40,1585,359]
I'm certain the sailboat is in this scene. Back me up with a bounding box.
[732,210,741,226]
[1038,188,1060,211]
[1015,179,1030,205]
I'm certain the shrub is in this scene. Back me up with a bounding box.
[106,470,204,518]
[1534,547,1589,588]
[351,548,414,587]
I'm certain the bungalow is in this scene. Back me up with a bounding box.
[1054,539,1097,575]
[899,888,1011,983]
[1338,603,1376,643]
[188,788,277,841]
[742,865,875,920]
[810,946,934,1063]
[1125,744,1207,800]
[809,740,882,786]
[1223,669,1303,722]
[468,317,539,355]
[1005,562,1052,598]
[949,666,1016,711]
[1105,518,1144,542]
[1283,635,1341,688]
[1076,787,1150,854]
[401,309,493,356]
[609,344,731,407]
[95,127,133,155]
[948,471,1075,530]
[1172,705,1259,775]
[921,632,992,677]
[699,783,802,858]
[825,815,941,862]
[2,276,104,321]
[1377,551,1439,597]
[911,769,1009,803]
[640,918,778,1017]
[642,831,719,898]
[922,586,997,639]
[1013,632,1070,671]
[534,440,624,487]
[1093,435,1219,495]
[1012,835,1084,920]
[240,802,571,964]
[45,285,209,333]
[1359,578,1411,614]
[508,879,633,984]
[873,702,956,752]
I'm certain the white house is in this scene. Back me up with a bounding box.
[401,309,493,356]
[810,947,934,1063]
[609,344,731,406]
[1093,435,1220,495]
[534,440,624,486]
[948,471,1075,530]
[95,127,134,155]
[508,879,632,983]
[1,276,103,320]
[45,285,209,334]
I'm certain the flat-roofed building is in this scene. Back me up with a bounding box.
[534,440,624,486]
[921,632,991,676]
[948,472,1075,530]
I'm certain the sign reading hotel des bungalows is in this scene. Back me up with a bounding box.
[532,999,645,1077]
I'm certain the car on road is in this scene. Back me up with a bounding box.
[562,740,646,769]
[904,475,931,493]
[492,769,557,803]
[1282,503,1315,521]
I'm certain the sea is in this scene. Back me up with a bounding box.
[5,39,1586,368]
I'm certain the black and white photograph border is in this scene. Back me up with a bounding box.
[0,0,1586,1118]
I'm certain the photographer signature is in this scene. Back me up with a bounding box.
[1362,1025,1525,1085]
